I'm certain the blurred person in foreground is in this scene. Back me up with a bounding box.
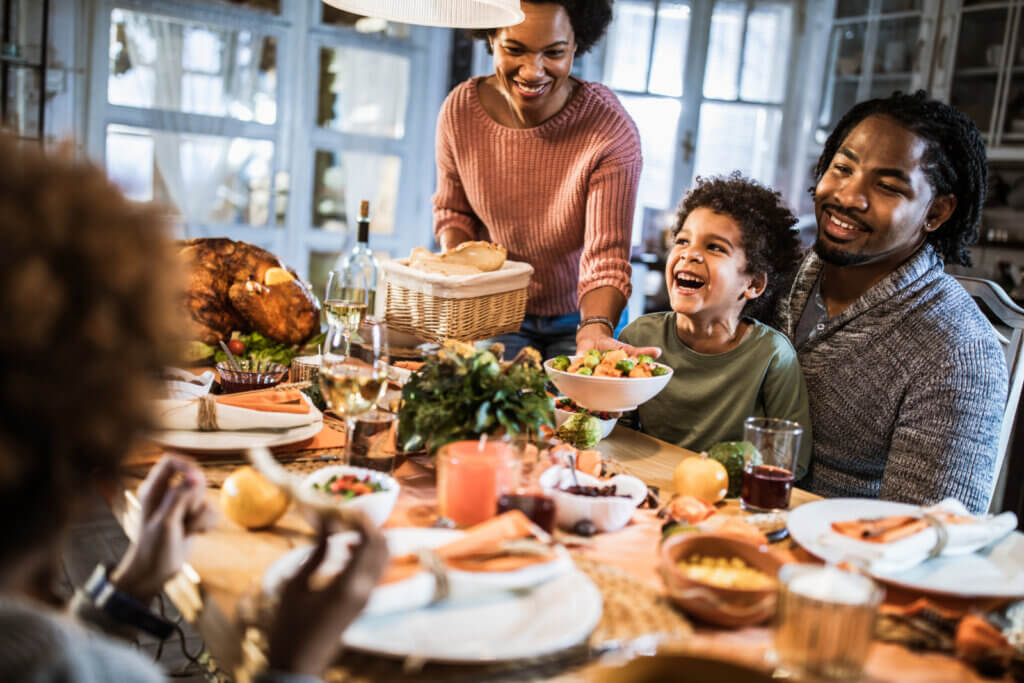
[775,91,1007,513]
[0,137,388,682]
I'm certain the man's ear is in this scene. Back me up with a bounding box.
[924,194,957,234]
[744,272,767,300]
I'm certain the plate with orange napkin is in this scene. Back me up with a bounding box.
[789,498,1022,598]
[262,511,602,662]
[149,390,323,453]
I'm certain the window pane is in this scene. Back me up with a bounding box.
[739,3,792,102]
[649,2,690,97]
[108,9,277,124]
[836,0,870,18]
[321,6,411,38]
[618,95,682,243]
[704,1,745,100]
[105,124,275,226]
[874,16,918,77]
[312,150,401,235]
[693,102,782,186]
[317,46,409,138]
[309,250,342,307]
[604,1,655,92]
[880,0,921,13]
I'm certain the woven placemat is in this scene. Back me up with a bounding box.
[242,555,691,682]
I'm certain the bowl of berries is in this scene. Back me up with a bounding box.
[301,465,400,528]
[545,350,672,413]
[539,466,647,533]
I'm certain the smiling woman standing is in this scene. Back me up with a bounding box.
[433,1,657,360]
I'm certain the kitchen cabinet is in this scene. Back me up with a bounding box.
[1,0,49,142]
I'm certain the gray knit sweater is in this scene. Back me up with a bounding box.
[777,244,1008,513]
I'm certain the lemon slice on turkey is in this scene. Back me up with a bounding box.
[263,267,294,286]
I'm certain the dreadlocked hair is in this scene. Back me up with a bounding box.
[812,90,987,267]
[675,172,802,324]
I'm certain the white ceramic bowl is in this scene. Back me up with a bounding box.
[539,466,647,533]
[301,465,400,528]
[554,407,617,441]
[544,357,673,413]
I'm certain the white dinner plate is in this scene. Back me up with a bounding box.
[788,498,1024,598]
[148,406,323,454]
[262,527,603,663]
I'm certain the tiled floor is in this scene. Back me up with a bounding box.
[59,491,210,682]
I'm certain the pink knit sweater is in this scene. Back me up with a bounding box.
[432,76,642,316]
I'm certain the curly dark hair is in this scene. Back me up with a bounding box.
[473,0,613,55]
[0,137,182,563]
[812,90,987,267]
[674,172,802,323]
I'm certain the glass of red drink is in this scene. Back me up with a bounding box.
[740,417,803,512]
[495,436,558,533]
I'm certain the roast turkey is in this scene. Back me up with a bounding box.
[178,238,320,345]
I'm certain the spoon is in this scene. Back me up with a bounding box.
[566,452,580,488]
[218,340,243,372]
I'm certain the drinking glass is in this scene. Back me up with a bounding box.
[773,564,884,681]
[495,436,557,533]
[347,409,398,473]
[319,320,389,466]
[740,417,803,512]
[323,263,373,347]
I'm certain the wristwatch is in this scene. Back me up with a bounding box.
[84,564,174,640]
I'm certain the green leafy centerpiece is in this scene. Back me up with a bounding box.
[397,341,554,454]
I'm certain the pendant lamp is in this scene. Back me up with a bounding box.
[321,0,524,29]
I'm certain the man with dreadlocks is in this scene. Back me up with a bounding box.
[775,91,1007,513]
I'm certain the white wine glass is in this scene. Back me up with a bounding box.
[319,320,389,466]
[323,263,372,348]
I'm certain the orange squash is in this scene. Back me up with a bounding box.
[672,454,728,504]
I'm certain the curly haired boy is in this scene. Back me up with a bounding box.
[619,172,812,478]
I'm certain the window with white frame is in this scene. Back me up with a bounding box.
[87,0,450,298]
[600,0,797,247]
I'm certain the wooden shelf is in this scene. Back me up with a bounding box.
[955,66,1001,77]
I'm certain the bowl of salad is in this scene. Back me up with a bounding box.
[553,397,620,441]
[545,350,673,413]
[301,465,399,528]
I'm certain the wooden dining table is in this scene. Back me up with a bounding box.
[112,422,1012,682]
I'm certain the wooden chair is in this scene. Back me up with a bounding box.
[954,275,1024,515]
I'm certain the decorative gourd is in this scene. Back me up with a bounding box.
[672,454,729,504]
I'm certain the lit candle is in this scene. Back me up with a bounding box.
[437,439,517,527]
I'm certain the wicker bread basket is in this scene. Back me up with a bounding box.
[381,259,533,343]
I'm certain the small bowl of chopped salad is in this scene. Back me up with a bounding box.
[545,350,673,413]
[301,465,399,528]
[553,397,620,441]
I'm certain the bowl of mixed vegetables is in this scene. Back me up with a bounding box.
[302,465,400,528]
[544,350,673,413]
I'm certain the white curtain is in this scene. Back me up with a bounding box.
[123,14,265,224]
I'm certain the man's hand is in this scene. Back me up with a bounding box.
[266,514,389,676]
[110,455,215,603]
[575,323,662,359]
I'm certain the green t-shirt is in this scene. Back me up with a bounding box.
[619,312,812,480]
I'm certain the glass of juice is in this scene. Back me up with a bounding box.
[740,417,802,512]
[437,438,518,527]
[495,436,557,533]
[773,564,884,681]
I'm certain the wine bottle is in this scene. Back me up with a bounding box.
[339,199,379,317]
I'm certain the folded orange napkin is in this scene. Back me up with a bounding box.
[383,511,556,584]
[832,512,974,544]
[216,389,310,414]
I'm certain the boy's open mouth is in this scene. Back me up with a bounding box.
[674,273,706,290]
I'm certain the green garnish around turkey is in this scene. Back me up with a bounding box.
[397,341,554,455]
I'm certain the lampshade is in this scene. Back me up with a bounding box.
[321,0,524,29]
